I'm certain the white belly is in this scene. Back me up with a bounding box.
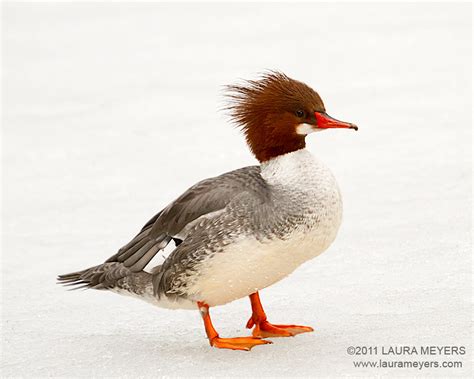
[187,213,341,307]
[185,150,343,306]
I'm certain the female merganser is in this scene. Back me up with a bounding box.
[58,72,357,351]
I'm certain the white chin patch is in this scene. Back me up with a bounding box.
[296,123,320,135]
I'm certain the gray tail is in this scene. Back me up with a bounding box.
[57,262,152,292]
[58,225,170,293]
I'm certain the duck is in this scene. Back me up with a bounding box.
[58,71,357,351]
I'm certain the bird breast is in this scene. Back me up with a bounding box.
[186,149,343,306]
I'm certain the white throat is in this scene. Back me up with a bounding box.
[260,149,319,186]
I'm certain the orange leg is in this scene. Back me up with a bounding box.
[197,301,272,351]
[246,292,314,338]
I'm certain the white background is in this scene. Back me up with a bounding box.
[2,2,472,377]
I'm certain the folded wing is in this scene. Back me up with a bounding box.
[106,165,264,272]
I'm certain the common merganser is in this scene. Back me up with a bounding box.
[58,72,357,351]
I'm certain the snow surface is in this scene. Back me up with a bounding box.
[2,2,472,377]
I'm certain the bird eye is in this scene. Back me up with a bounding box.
[295,110,305,118]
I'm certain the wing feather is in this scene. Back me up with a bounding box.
[106,165,263,271]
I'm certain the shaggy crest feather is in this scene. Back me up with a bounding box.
[224,71,326,162]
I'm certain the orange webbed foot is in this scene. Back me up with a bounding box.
[247,318,314,338]
[210,336,272,351]
[246,292,314,338]
[198,301,272,351]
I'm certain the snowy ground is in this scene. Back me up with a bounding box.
[2,2,472,377]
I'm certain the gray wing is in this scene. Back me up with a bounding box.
[151,189,270,299]
[106,165,263,272]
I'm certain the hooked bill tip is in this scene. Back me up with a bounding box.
[349,124,358,131]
